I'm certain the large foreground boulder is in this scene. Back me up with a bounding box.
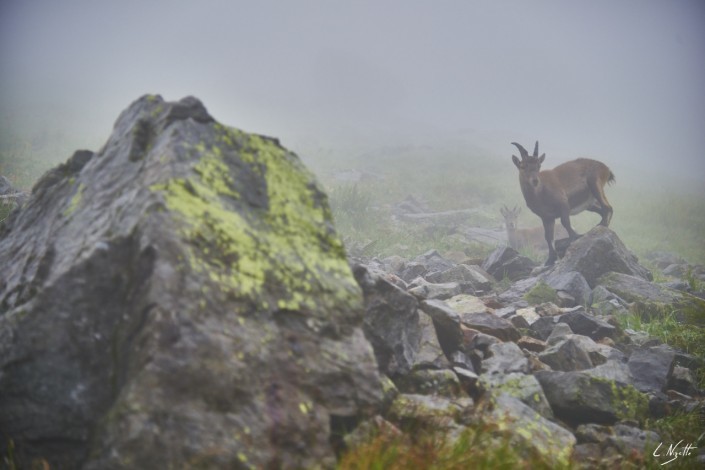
[0,95,383,469]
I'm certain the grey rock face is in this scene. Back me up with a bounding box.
[407,276,463,300]
[558,309,618,340]
[543,270,592,306]
[539,338,595,371]
[535,370,649,425]
[419,298,464,356]
[354,264,422,377]
[627,345,676,393]
[548,226,652,287]
[597,272,705,317]
[0,95,383,469]
[481,342,529,376]
[425,264,494,295]
[460,313,521,342]
[482,246,537,282]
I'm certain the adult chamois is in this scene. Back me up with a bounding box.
[510,141,615,266]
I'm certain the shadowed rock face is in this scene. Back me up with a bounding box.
[549,226,652,287]
[0,95,383,469]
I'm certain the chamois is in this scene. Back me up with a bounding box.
[510,141,615,266]
[500,205,568,253]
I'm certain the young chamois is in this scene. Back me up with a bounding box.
[500,205,568,253]
[511,141,615,266]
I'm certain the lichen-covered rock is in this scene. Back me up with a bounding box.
[597,271,705,319]
[535,370,649,425]
[483,394,576,467]
[394,369,464,397]
[481,373,553,419]
[573,423,661,466]
[0,95,383,469]
[386,393,472,431]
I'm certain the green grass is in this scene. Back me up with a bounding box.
[616,306,705,387]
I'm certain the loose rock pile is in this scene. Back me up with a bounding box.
[350,230,705,467]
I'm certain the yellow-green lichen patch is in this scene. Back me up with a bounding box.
[608,379,649,423]
[524,281,558,305]
[488,397,574,468]
[150,125,360,314]
[191,142,240,199]
[63,182,86,217]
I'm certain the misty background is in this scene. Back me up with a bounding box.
[1,0,704,261]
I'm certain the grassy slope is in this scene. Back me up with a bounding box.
[301,142,705,265]
[3,129,704,262]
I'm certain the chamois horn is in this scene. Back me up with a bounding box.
[533,141,540,157]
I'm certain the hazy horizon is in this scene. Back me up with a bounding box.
[1,0,704,185]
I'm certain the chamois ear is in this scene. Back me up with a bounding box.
[538,153,545,164]
[501,205,508,217]
[512,155,522,169]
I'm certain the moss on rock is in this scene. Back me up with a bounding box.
[524,281,558,305]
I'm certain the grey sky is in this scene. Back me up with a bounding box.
[1,0,704,180]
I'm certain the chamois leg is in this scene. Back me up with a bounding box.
[542,218,557,266]
[588,179,613,226]
[559,210,580,240]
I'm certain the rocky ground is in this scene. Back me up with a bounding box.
[348,227,705,468]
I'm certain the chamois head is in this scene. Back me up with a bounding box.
[500,205,521,230]
[511,141,544,189]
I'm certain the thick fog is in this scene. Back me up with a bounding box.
[1,0,704,182]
